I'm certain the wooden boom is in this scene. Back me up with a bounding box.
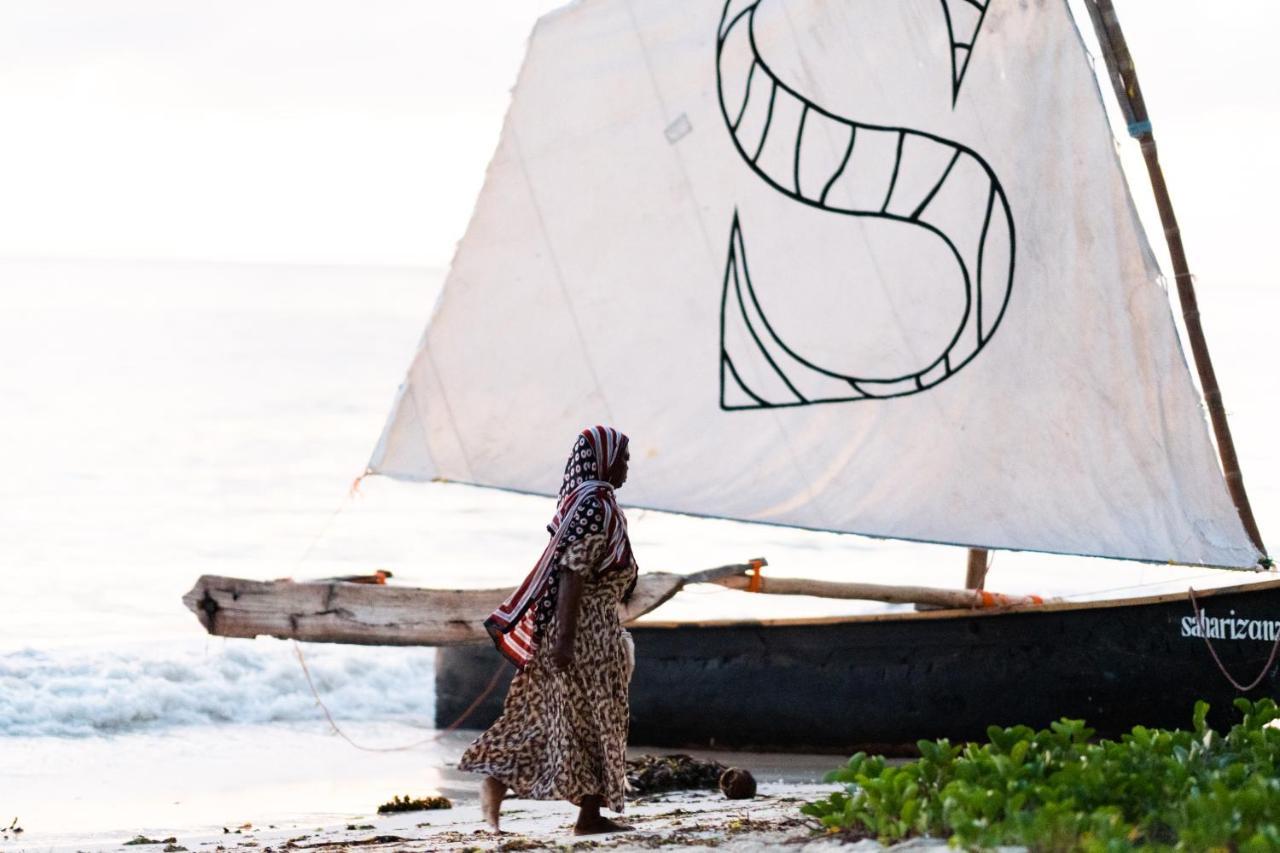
[714,574,1044,610]
[183,558,1047,647]
[182,561,765,646]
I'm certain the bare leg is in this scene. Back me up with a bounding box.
[574,794,634,835]
[481,775,507,832]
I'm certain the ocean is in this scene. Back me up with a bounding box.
[1,258,1275,845]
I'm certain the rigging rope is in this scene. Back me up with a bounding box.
[1057,571,1240,602]
[272,472,507,752]
[1188,586,1280,693]
[287,474,367,571]
[292,639,505,752]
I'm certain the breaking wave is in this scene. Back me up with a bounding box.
[0,640,435,737]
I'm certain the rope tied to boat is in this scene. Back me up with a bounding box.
[259,472,508,752]
[1187,587,1280,693]
[747,558,765,593]
[292,639,505,752]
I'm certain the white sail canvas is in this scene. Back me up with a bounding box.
[370,0,1261,569]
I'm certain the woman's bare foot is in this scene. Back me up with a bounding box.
[480,775,507,832]
[574,814,635,835]
[574,795,633,835]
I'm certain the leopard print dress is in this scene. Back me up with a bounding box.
[458,532,637,813]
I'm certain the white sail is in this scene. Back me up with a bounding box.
[369,0,1262,569]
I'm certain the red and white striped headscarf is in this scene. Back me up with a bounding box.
[484,426,633,669]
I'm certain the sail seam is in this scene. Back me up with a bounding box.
[420,347,476,482]
[509,126,617,425]
[620,0,728,305]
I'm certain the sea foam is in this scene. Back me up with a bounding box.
[0,639,435,737]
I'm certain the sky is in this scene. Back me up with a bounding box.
[0,0,562,267]
[0,0,1277,281]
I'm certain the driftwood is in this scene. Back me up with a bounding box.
[181,561,764,646]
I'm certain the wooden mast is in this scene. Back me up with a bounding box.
[965,548,989,590]
[1083,0,1267,560]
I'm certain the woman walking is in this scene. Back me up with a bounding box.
[459,426,637,835]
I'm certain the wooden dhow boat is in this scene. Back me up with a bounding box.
[186,0,1275,750]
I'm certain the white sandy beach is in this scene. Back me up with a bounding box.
[7,780,944,853]
[3,731,928,853]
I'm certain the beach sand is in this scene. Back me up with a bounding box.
[3,739,949,853]
[62,782,943,853]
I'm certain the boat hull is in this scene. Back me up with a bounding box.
[436,579,1280,751]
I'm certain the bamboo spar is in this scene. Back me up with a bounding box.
[1083,0,1267,560]
[715,574,1045,609]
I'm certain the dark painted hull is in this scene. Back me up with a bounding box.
[435,579,1280,751]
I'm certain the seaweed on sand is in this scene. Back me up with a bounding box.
[626,754,728,794]
[124,836,178,846]
[376,793,453,813]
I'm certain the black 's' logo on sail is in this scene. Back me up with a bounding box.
[717,0,1016,409]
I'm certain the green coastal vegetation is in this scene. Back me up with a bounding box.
[802,699,1280,851]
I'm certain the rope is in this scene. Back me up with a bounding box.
[293,640,507,752]
[1187,586,1280,693]
[276,473,508,752]
[289,477,364,572]
[1057,571,1233,602]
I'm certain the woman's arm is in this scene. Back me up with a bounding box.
[550,570,585,670]
[549,528,606,670]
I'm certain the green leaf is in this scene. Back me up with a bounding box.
[799,701,1280,850]
[1194,700,1211,734]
